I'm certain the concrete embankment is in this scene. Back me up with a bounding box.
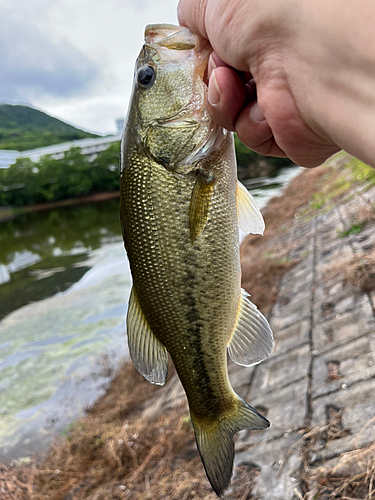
[2,153,375,500]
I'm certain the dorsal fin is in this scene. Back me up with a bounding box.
[127,287,169,385]
[228,289,273,366]
[236,180,265,234]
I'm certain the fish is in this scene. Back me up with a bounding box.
[120,23,273,497]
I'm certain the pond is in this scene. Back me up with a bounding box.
[0,165,301,462]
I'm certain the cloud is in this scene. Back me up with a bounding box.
[0,11,100,102]
[0,0,179,133]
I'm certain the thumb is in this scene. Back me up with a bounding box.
[177,0,209,39]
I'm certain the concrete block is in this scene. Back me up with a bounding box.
[228,361,255,400]
[350,225,375,252]
[315,223,345,246]
[235,433,303,500]
[313,287,368,325]
[270,297,311,331]
[273,286,311,317]
[312,302,375,354]
[314,277,347,303]
[279,278,313,301]
[247,378,308,444]
[279,260,314,288]
[311,378,375,461]
[272,319,310,356]
[252,344,310,395]
[315,243,354,282]
[312,332,375,398]
[288,237,314,260]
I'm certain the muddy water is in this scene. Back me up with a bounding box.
[0,166,301,461]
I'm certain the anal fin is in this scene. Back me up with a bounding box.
[127,287,168,385]
[228,289,273,366]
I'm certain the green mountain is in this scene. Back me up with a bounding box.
[0,104,99,151]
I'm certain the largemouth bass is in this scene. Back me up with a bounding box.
[120,24,273,496]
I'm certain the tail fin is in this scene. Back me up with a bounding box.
[191,398,269,497]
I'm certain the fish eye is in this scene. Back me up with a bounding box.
[137,65,156,89]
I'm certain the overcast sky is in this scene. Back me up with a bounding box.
[0,0,179,135]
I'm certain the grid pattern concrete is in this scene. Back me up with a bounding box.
[232,186,375,499]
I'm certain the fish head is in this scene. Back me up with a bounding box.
[122,24,226,173]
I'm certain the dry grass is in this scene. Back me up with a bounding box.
[302,443,375,500]
[1,363,259,500]
[324,249,375,294]
[282,414,375,499]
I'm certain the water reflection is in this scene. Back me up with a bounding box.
[0,199,123,319]
[0,198,122,267]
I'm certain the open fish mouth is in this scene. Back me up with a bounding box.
[145,24,197,49]
[144,24,211,82]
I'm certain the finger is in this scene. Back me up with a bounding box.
[207,52,231,78]
[245,79,257,104]
[208,52,252,82]
[207,67,246,131]
[235,101,288,157]
[177,0,208,39]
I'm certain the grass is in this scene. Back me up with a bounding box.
[337,223,365,238]
[301,442,375,499]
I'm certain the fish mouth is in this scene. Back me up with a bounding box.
[145,24,196,49]
[144,24,211,82]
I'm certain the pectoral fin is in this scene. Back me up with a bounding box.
[228,289,273,366]
[189,171,215,244]
[236,180,265,235]
[127,287,169,385]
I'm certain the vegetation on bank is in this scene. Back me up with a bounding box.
[0,143,120,207]
[0,135,293,209]
[0,104,98,151]
[234,135,291,171]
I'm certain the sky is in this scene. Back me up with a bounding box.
[0,0,179,135]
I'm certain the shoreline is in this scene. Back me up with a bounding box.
[0,191,120,222]
[2,152,375,499]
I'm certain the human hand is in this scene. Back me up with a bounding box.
[177,0,346,167]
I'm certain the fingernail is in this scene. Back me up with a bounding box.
[250,102,265,123]
[208,70,221,106]
[207,53,217,78]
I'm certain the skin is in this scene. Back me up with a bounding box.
[177,0,375,168]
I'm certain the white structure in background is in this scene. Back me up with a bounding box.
[0,150,19,169]
[0,119,123,169]
[0,264,10,285]
[19,135,121,163]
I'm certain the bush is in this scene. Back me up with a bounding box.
[0,143,121,207]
